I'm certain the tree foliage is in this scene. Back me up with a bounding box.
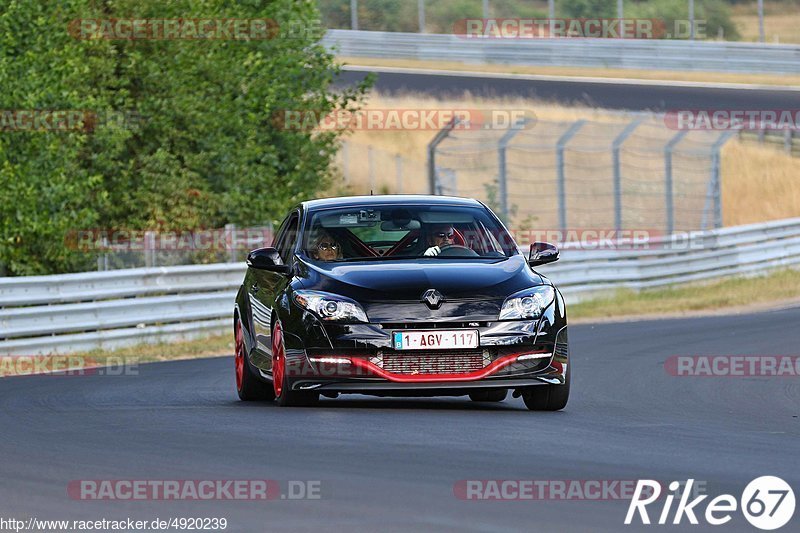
[0,0,370,275]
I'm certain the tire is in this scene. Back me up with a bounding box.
[272,320,319,407]
[234,317,274,401]
[468,390,508,402]
[522,363,570,411]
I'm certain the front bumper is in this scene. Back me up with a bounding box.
[274,303,569,394]
[294,378,564,397]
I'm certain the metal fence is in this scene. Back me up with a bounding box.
[0,263,245,355]
[326,0,778,44]
[739,129,800,157]
[92,224,273,271]
[322,29,800,75]
[2,217,799,355]
[428,116,736,234]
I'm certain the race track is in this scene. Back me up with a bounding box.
[335,67,800,112]
[1,307,798,532]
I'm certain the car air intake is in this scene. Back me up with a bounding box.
[371,349,491,375]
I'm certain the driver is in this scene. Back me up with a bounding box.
[310,231,342,261]
[423,224,455,256]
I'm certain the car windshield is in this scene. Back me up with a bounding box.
[302,204,516,261]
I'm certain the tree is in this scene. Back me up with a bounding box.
[0,0,370,275]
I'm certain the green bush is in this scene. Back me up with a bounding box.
[559,0,616,19]
[627,0,741,40]
[0,0,370,276]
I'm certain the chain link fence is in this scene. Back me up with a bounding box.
[93,224,274,271]
[739,129,800,157]
[428,116,735,234]
[321,0,800,45]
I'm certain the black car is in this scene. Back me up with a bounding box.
[233,195,569,410]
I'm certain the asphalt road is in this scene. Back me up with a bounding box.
[1,307,798,532]
[335,67,800,112]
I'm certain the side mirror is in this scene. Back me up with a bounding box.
[246,247,291,274]
[528,242,559,267]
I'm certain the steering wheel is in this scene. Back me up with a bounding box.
[437,245,479,257]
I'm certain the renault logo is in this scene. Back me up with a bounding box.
[421,289,444,309]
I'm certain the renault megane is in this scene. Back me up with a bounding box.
[233,195,569,410]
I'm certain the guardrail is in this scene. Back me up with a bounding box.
[322,30,800,75]
[2,218,799,355]
[0,264,244,355]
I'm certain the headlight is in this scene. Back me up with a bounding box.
[294,290,368,322]
[499,286,555,320]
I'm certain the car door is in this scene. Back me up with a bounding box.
[248,210,301,371]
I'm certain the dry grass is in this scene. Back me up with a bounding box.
[731,1,800,43]
[722,141,800,225]
[342,93,619,159]
[0,333,232,378]
[339,56,800,87]
[333,93,800,229]
[76,333,234,362]
[570,268,800,320]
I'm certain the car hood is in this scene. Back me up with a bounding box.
[296,255,544,322]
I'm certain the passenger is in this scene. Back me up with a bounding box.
[423,224,455,256]
[310,231,342,261]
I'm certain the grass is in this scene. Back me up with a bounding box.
[721,141,800,225]
[0,333,233,378]
[570,268,800,320]
[333,93,800,228]
[75,333,235,363]
[338,56,800,87]
[731,1,800,43]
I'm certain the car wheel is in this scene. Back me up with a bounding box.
[272,320,318,407]
[468,390,508,402]
[234,317,274,401]
[522,363,570,411]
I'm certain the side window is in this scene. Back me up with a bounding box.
[271,214,291,248]
[276,214,300,264]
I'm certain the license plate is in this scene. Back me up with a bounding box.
[392,330,479,350]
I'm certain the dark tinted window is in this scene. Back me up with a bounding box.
[302,205,516,261]
[276,213,299,263]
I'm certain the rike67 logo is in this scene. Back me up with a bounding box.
[626,477,795,530]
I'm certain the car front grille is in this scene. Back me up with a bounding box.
[370,349,491,375]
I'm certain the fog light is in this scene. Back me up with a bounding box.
[308,356,352,365]
[516,352,550,362]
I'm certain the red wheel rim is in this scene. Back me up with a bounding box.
[272,321,285,397]
[234,320,245,391]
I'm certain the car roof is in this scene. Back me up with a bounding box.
[300,195,484,212]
